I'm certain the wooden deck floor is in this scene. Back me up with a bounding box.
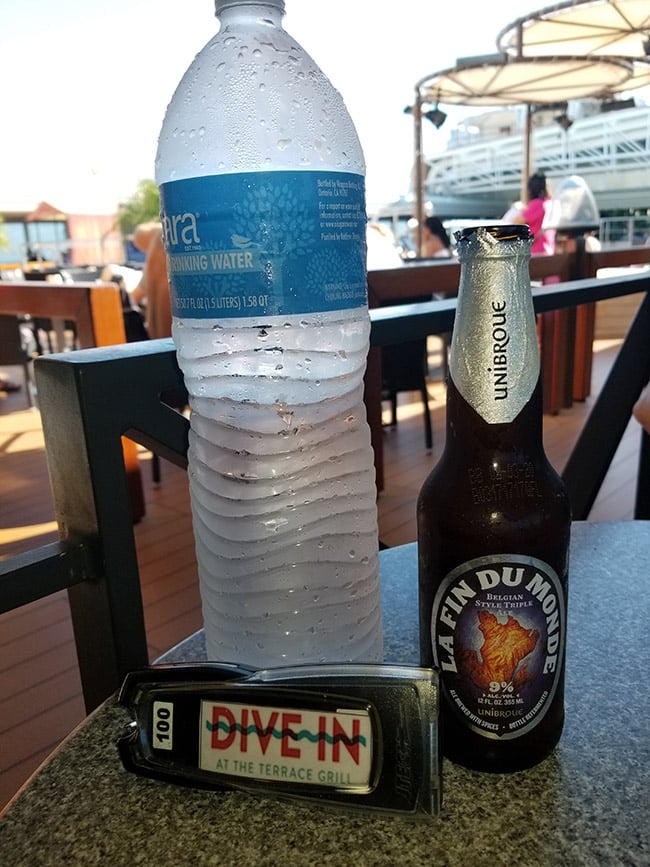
[0,338,641,809]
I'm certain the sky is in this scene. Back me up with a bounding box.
[0,0,579,214]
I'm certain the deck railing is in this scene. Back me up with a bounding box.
[0,252,649,711]
[426,105,650,211]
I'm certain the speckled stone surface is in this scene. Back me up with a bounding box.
[1,522,648,866]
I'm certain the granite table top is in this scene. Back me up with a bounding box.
[1,521,648,866]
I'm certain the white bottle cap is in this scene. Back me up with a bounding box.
[215,0,285,13]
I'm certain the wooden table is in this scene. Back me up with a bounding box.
[1,522,648,866]
[0,280,145,520]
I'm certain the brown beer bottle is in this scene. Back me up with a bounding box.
[418,225,571,772]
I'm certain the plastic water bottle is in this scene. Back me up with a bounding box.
[155,0,383,666]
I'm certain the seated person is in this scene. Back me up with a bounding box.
[514,172,555,255]
[132,222,171,339]
[420,217,453,259]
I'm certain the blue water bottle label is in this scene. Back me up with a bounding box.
[159,171,368,319]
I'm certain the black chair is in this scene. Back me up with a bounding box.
[22,269,79,353]
[0,315,35,407]
[0,339,189,712]
[381,338,433,449]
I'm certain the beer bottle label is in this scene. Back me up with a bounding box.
[431,554,566,739]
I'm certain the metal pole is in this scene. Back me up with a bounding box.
[414,86,424,256]
[521,104,532,202]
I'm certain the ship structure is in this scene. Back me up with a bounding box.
[373,97,650,250]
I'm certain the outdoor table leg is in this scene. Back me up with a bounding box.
[573,303,595,401]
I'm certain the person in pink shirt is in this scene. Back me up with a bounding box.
[515,172,555,255]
